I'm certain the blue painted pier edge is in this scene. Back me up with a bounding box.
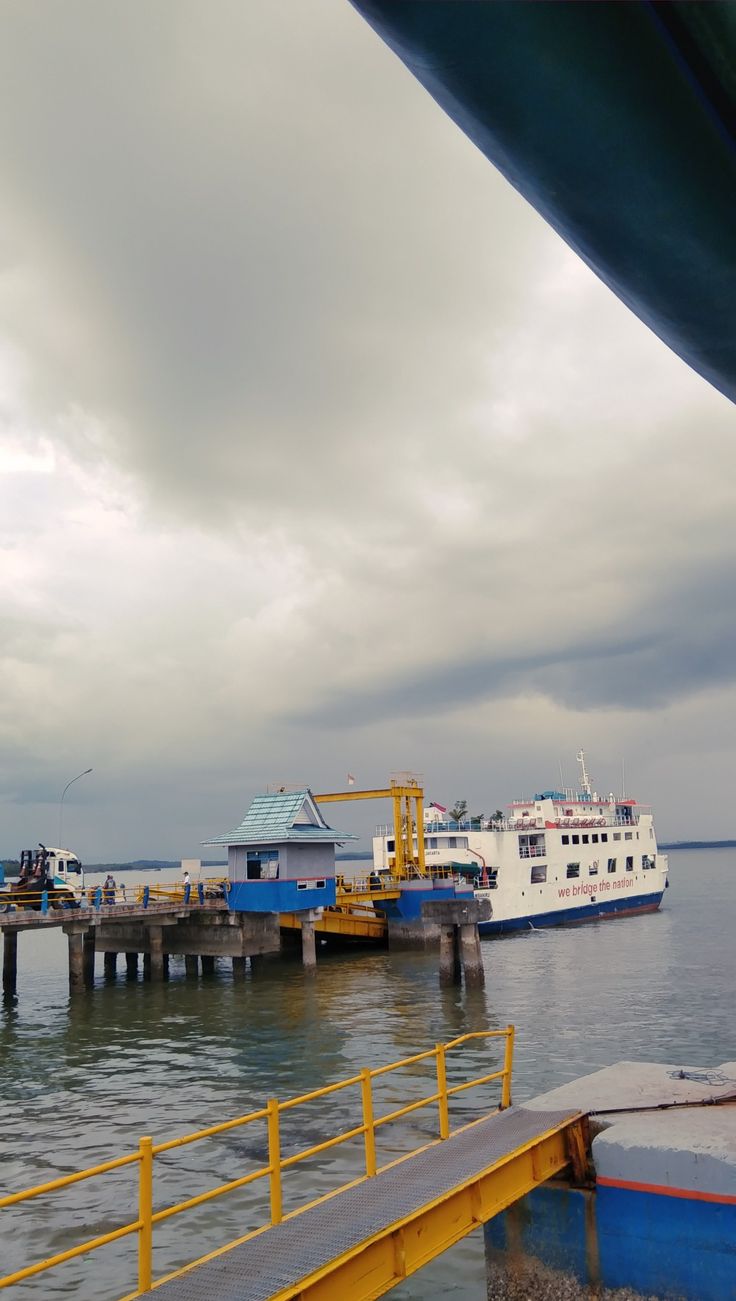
[227,878,336,913]
[485,1182,736,1301]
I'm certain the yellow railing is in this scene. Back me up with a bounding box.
[0,1027,514,1297]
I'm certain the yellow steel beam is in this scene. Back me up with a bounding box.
[315,788,421,803]
[280,911,386,940]
[266,1115,585,1301]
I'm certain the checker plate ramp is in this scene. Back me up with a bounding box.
[142,1105,579,1300]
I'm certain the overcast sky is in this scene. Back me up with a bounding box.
[1,0,735,861]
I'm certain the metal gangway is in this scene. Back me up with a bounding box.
[0,1027,589,1300]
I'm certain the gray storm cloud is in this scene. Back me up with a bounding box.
[0,0,735,858]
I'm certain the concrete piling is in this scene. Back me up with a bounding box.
[185,954,199,978]
[232,956,247,979]
[459,923,485,988]
[83,929,96,987]
[2,930,18,996]
[201,955,216,976]
[104,952,118,979]
[148,926,164,981]
[439,925,461,985]
[301,918,317,970]
[66,928,86,994]
[125,952,139,979]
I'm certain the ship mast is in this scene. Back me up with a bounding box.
[576,749,592,798]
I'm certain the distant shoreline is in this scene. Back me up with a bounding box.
[659,841,736,851]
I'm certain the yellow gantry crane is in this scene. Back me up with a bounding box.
[315,774,426,879]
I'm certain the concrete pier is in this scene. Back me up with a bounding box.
[486,1060,736,1301]
[423,898,490,986]
[2,930,17,996]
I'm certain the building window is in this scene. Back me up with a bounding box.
[607,858,617,874]
[530,864,547,884]
[626,856,634,872]
[566,863,580,879]
[562,834,569,845]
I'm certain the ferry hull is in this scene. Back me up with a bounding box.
[478,889,665,936]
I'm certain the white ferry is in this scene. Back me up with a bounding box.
[372,753,669,935]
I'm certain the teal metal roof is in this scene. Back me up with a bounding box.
[204,789,357,847]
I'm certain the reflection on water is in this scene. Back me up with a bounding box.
[1,851,733,1298]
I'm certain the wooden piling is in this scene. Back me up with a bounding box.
[2,930,18,996]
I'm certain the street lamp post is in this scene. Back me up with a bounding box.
[58,768,93,848]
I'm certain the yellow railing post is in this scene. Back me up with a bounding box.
[501,1025,515,1109]
[360,1068,377,1176]
[137,1136,153,1293]
[267,1098,282,1224]
[435,1044,450,1139]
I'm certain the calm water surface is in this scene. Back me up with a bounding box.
[1,851,734,1299]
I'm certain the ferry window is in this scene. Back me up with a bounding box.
[425,838,437,850]
[582,834,589,844]
[562,834,569,845]
[572,834,579,845]
[457,837,469,849]
[592,834,599,843]
[589,863,598,876]
[607,858,617,873]
[624,832,633,841]
[625,856,634,872]
[601,833,608,843]
[530,864,547,884]
[613,832,621,841]
[566,863,580,879]
[642,855,654,870]
[447,837,456,848]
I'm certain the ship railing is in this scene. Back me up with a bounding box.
[0,1028,515,1298]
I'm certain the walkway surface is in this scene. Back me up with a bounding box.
[141,1104,580,1301]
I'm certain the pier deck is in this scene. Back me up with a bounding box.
[140,1104,583,1301]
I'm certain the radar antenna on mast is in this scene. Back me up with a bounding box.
[576,749,592,797]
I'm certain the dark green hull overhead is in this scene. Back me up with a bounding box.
[350,1,736,403]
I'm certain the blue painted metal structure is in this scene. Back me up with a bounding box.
[350,1,736,404]
[204,789,354,914]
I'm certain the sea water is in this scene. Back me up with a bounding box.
[0,849,733,1299]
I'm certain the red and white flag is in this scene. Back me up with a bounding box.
[347,773,356,786]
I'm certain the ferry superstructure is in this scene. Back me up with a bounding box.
[372,754,668,935]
